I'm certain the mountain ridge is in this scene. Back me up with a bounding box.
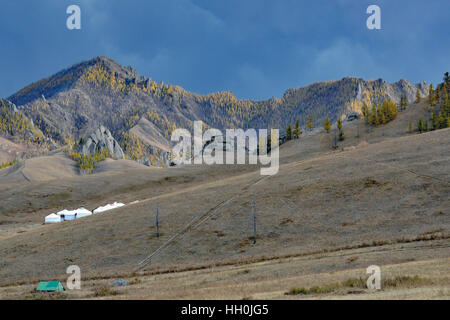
[4,56,429,166]
[7,56,428,105]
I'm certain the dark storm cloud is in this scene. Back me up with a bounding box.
[0,0,449,100]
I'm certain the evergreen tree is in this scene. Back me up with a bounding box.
[399,94,407,111]
[443,85,449,104]
[438,111,446,129]
[428,84,434,106]
[435,86,440,103]
[307,115,314,131]
[417,118,423,133]
[286,124,293,140]
[361,102,369,122]
[431,95,437,107]
[379,112,386,125]
[323,116,331,133]
[337,117,344,141]
[370,104,377,126]
[431,112,438,130]
[379,99,398,123]
[416,88,421,103]
[402,93,408,110]
[294,119,300,138]
[374,103,381,126]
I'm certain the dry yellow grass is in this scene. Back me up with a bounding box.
[0,241,448,300]
[0,101,448,299]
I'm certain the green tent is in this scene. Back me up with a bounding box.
[36,281,65,292]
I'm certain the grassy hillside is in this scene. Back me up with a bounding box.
[0,98,448,286]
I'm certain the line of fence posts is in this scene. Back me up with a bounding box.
[152,197,257,244]
[155,201,160,238]
[252,196,256,245]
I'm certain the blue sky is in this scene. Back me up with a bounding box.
[0,0,449,100]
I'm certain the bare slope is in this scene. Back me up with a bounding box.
[0,137,26,164]
[0,125,448,285]
[129,117,171,152]
[0,155,78,185]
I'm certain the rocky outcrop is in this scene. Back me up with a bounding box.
[390,79,428,104]
[346,112,360,121]
[81,126,124,159]
[137,151,170,167]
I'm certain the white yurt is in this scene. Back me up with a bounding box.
[76,207,92,219]
[57,207,93,221]
[93,202,125,214]
[57,209,77,221]
[64,211,77,221]
[45,213,61,224]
